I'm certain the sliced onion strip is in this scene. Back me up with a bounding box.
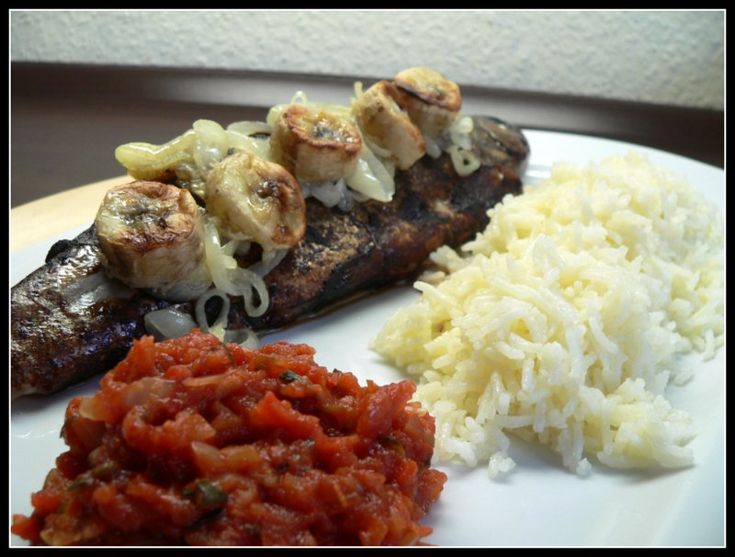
[447,145,481,177]
[194,288,231,340]
[144,308,198,341]
[224,327,260,350]
[226,121,272,136]
[424,134,442,159]
[249,249,289,277]
[345,145,395,203]
[202,217,273,318]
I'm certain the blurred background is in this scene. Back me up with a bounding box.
[10,10,725,207]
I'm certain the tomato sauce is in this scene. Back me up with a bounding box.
[12,330,446,546]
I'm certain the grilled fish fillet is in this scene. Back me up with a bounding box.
[11,116,529,399]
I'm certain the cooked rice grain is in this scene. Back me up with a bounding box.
[372,152,723,477]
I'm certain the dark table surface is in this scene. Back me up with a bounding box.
[11,62,724,208]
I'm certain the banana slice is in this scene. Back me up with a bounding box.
[393,67,462,137]
[95,181,211,301]
[352,80,426,170]
[270,105,363,182]
[205,151,306,251]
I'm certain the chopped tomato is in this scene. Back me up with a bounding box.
[12,330,446,546]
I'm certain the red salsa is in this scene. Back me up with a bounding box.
[12,330,446,545]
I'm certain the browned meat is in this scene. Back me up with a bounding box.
[11,116,529,399]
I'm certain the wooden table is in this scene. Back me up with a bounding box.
[10,176,131,252]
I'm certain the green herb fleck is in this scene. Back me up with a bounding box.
[280,370,300,383]
[184,480,228,510]
[91,461,118,480]
[67,476,94,491]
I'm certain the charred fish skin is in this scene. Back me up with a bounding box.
[11,227,169,398]
[10,116,529,399]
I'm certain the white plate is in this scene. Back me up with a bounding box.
[10,130,725,547]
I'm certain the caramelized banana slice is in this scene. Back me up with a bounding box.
[352,80,426,170]
[270,105,363,182]
[393,67,462,137]
[205,151,306,250]
[95,181,211,301]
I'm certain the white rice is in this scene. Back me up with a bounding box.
[372,152,724,477]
